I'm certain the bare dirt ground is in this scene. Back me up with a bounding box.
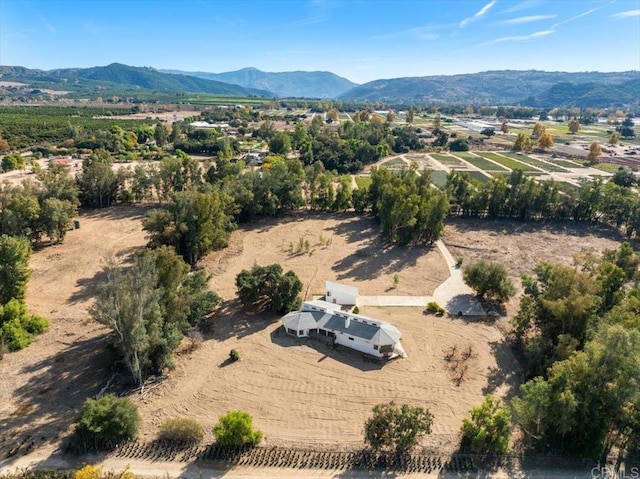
[0,205,150,452]
[1,207,634,460]
[93,110,200,122]
[137,213,513,450]
[200,213,450,301]
[443,217,635,278]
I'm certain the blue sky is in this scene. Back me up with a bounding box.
[1,0,639,84]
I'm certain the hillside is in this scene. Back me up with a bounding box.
[339,70,640,107]
[523,78,640,108]
[160,67,357,99]
[0,63,272,97]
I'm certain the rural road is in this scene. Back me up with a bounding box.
[0,451,605,478]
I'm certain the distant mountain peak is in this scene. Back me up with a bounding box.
[159,67,358,99]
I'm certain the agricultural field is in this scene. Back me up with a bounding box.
[430,153,464,165]
[474,152,538,172]
[452,153,509,172]
[429,169,449,188]
[499,152,569,173]
[466,170,492,183]
[0,106,148,149]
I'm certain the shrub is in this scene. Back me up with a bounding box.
[75,465,101,479]
[158,418,204,444]
[213,410,263,447]
[352,306,360,315]
[460,395,511,453]
[425,301,445,315]
[74,394,140,445]
[1,318,33,351]
[22,314,49,335]
[229,349,240,362]
[455,257,464,268]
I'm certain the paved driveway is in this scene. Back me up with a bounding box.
[357,241,485,316]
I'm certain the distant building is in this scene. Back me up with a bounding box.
[49,156,79,167]
[281,300,404,359]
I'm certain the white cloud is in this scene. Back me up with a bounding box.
[610,9,640,19]
[480,29,555,46]
[460,0,497,28]
[499,0,543,15]
[503,14,557,25]
[552,6,602,28]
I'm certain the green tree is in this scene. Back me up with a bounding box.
[369,165,449,245]
[332,176,352,211]
[463,261,516,303]
[2,153,25,172]
[480,127,495,138]
[406,108,415,124]
[89,255,167,385]
[235,264,302,314]
[77,149,121,208]
[74,394,140,445]
[611,167,636,188]
[448,139,469,151]
[512,324,640,456]
[0,235,31,304]
[154,122,169,146]
[213,411,263,446]
[40,197,76,243]
[512,133,534,153]
[268,131,292,156]
[364,402,433,452]
[460,395,511,453]
[143,189,234,265]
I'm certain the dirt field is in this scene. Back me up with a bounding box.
[442,217,634,278]
[0,206,634,457]
[0,205,150,450]
[201,213,450,301]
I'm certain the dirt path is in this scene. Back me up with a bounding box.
[0,450,602,479]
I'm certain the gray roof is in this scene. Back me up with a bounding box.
[322,315,379,341]
[281,309,401,346]
[281,311,325,331]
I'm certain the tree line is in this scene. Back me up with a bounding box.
[447,169,640,238]
[509,244,640,457]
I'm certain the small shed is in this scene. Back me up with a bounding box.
[325,281,358,306]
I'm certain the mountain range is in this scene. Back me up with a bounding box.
[339,70,640,108]
[0,63,271,97]
[1,63,638,108]
[159,67,357,99]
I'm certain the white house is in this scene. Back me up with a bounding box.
[325,281,358,306]
[281,300,403,359]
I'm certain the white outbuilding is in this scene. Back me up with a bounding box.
[325,281,359,306]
